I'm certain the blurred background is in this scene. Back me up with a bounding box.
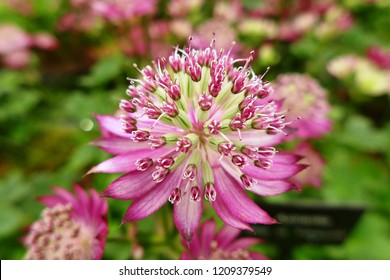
[0,0,389,260]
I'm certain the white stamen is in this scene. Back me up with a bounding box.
[150,112,166,129]
[260,67,271,80]
[219,131,231,142]
[237,128,242,141]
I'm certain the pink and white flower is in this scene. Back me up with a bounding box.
[181,219,267,260]
[0,24,58,69]
[272,73,332,139]
[89,41,306,243]
[23,185,108,260]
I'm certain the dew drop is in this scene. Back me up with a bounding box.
[79,119,94,132]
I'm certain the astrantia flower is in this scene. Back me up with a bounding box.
[89,40,306,243]
[273,73,332,139]
[181,219,267,260]
[23,185,108,260]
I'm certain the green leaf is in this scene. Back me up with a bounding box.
[80,55,125,87]
[335,115,390,152]
[0,172,31,203]
[0,203,27,237]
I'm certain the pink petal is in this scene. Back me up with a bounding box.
[228,130,285,146]
[215,224,241,248]
[180,252,193,260]
[95,114,131,138]
[199,219,216,258]
[87,154,134,174]
[91,137,149,155]
[91,243,104,260]
[185,231,201,257]
[73,184,91,220]
[102,169,155,200]
[37,194,63,207]
[136,116,185,134]
[90,188,108,216]
[174,184,203,244]
[213,167,277,225]
[122,165,185,222]
[272,153,303,164]
[211,195,252,231]
[241,161,307,181]
[74,184,88,204]
[249,252,268,260]
[250,179,296,196]
[295,118,331,139]
[87,147,170,174]
[38,187,76,207]
[225,237,261,251]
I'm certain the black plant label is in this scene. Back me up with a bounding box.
[242,202,365,245]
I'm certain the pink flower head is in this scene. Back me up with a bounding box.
[181,219,267,260]
[290,142,325,188]
[273,73,332,139]
[89,40,307,243]
[0,24,32,68]
[23,185,108,260]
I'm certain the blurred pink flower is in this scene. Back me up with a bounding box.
[122,26,148,56]
[121,22,172,59]
[278,12,318,42]
[170,19,193,39]
[291,142,325,188]
[32,33,59,50]
[59,0,157,31]
[167,0,203,17]
[92,0,157,20]
[192,19,239,54]
[2,50,32,69]
[0,24,31,55]
[89,42,306,243]
[149,21,171,39]
[57,11,102,32]
[23,185,108,260]
[366,46,390,69]
[0,24,58,68]
[327,54,360,79]
[0,24,32,68]
[278,22,302,42]
[214,0,243,22]
[273,74,332,139]
[181,219,268,260]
